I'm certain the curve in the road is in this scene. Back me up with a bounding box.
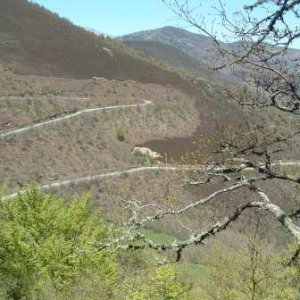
[0,100,152,139]
[2,160,300,201]
[1,165,186,201]
[273,160,300,167]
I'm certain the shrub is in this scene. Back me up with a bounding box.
[126,265,189,300]
[115,127,126,142]
[0,186,117,299]
[197,240,300,300]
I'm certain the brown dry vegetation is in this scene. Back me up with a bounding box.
[0,0,194,94]
[0,2,300,298]
[0,64,89,97]
[1,65,299,249]
[46,164,296,253]
[0,78,199,189]
[1,67,266,196]
[0,68,196,130]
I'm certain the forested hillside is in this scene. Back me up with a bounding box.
[0,0,191,90]
[0,0,300,299]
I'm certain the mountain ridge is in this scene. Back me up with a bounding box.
[121,26,300,83]
[0,0,193,90]
[121,25,300,56]
[121,26,215,63]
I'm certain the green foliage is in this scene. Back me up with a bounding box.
[126,265,189,300]
[132,151,156,166]
[115,127,126,142]
[139,228,178,245]
[0,186,117,299]
[1,187,299,300]
[197,241,300,300]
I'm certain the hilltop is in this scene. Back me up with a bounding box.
[121,26,300,82]
[121,26,300,62]
[121,26,214,63]
[0,0,191,89]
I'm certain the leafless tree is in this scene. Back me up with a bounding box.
[164,0,300,113]
[101,0,300,266]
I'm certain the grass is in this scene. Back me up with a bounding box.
[139,228,179,244]
[177,263,209,280]
[138,227,211,294]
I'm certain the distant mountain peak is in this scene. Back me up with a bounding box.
[121,26,208,41]
[121,26,213,62]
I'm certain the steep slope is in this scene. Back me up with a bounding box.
[124,40,204,75]
[122,26,300,64]
[121,26,216,63]
[0,0,190,88]
[124,40,235,83]
[121,26,242,82]
[122,26,300,83]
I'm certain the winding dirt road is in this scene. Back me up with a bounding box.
[1,95,299,201]
[1,165,185,201]
[2,160,300,201]
[0,100,152,139]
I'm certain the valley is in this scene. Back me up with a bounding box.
[0,0,300,299]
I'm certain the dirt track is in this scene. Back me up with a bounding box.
[2,160,299,201]
[0,100,152,139]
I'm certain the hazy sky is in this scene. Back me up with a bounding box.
[32,0,300,48]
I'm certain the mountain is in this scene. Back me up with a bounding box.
[122,26,300,63]
[121,26,300,82]
[124,40,209,76]
[121,26,215,64]
[0,0,191,89]
[123,40,236,84]
[121,26,242,82]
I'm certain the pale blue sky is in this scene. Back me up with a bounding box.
[32,0,177,36]
[30,0,261,36]
[32,0,300,48]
